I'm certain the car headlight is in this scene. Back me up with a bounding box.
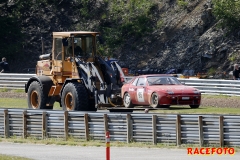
[167,90,174,95]
[193,90,201,94]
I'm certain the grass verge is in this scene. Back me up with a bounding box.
[0,154,32,160]
[150,106,240,115]
[0,98,61,110]
[0,137,239,152]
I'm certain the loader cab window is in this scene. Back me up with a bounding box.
[85,37,93,56]
[54,38,62,60]
[65,37,82,59]
[63,36,95,60]
[70,36,95,56]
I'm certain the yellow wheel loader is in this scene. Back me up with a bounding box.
[25,31,125,111]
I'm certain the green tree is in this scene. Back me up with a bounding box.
[0,16,23,58]
[212,0,240,30]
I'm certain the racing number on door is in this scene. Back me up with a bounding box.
[137,89,144,102]
[138,92,143,99]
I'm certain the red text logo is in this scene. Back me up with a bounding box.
[187,148,235,155]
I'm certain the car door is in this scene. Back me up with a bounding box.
[134,77,148,105]
[128,77,139,104]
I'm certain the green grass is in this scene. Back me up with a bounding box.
[0,98,61,110]
[1,136,240,152]
[12,89,25,93]
[0,98,27,109]
[0,136,175,148]
[0,88,11,92]
[0,154,32,160]
[0,94,240,114]
[151,106,240,115]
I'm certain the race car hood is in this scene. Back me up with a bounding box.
[149,85,200,94]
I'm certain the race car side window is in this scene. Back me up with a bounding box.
[136,77,146,86]
[132,78,139,86]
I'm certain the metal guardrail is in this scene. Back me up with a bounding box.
[0,73,35,89]
[0,109,239,147]
[179,78,240,96]
[1,73,240,96]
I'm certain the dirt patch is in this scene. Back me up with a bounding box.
[201,96,240,108]
[0,91,27,99]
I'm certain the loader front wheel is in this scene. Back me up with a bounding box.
[27,81,47,109]
[61,82,89,111]
[88,99,97,111]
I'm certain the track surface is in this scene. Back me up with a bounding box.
[0,142,239,160]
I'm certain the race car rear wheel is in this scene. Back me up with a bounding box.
[123,92,133,108]
[190,105,199,109]
[150,93,160,108]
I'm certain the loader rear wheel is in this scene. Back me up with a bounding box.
[61,82,89,111]
[27,81,47,109]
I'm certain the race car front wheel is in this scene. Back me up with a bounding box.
[150,93,160,108]
[123,92,133,108]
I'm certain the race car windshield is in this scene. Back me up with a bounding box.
[147,77,181,85]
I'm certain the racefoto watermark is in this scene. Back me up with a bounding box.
[187,147,235,155]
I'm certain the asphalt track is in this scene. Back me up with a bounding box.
[0,142,239,160]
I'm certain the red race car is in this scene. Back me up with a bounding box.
[121,75,201,108]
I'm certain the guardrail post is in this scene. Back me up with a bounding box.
[176,115,181,146]
[152,115,157,145]
[84,113,89,141]
[23,110,27,139]
[42,111,46,139]
[64,111,69,140]
[104,114,108,134]
[126,114,132,143]
[4,109,9,138]
[219,115,224,147]
[198,116,203,147]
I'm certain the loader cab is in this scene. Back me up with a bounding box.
[51,31,99,84]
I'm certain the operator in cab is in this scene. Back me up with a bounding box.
[66,39,84,62]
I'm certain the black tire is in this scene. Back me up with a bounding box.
[61,82,89,111]
[109,109,133,113]
[123,92,133,108]
[27,81,48,109]
[46,106,53,110]
[150,93,160,108]
[190,105,200,109]
[160,105,170,108]
[88,99,97,111]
